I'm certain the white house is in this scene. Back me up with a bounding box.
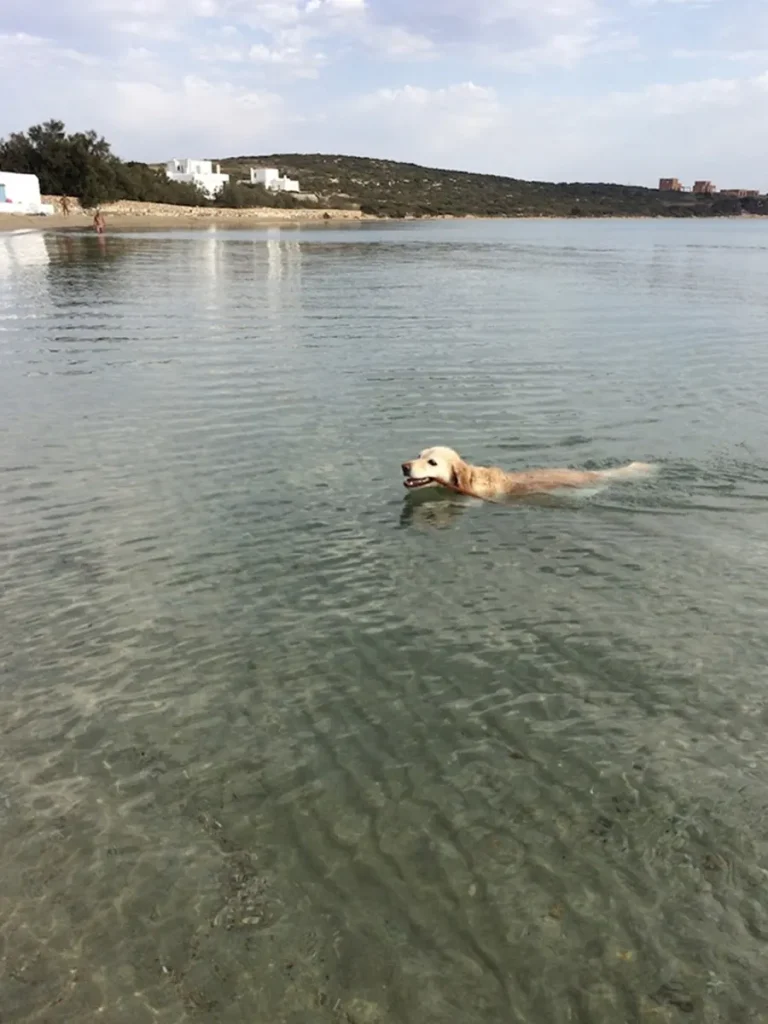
[0,171,54,215]
[249,167,300,193]
[165,159,229,198]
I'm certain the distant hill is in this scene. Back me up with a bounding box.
[218,153,768,219]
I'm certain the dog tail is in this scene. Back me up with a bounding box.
[599,461,657,482]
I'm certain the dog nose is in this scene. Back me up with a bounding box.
[401,462,411,476]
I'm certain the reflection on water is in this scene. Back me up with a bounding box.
[0,230,50,274]
[3,219,768,1023]
[399,491,473,530]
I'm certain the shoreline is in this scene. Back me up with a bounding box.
[0,198,371,233]
[0,214,363,232]
[1,196,766,234]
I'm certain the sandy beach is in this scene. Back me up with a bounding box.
[2,196,760,233]
[0,196,370,232]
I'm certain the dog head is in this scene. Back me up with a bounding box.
[401,446,464,491]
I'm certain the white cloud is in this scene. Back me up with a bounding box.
[367,0,598,33]
[360,0,624,71]
[633,0,720,5]
[359,81,498,111]
[0,33,294,158]
[86,0,224,39]
[233,0,303,31]
[671,46,768,61]
[355,82,505,158]
[360,24,435,59]
[0,31,101,67]
[193,41,245,61]
[113,75,289,152]
[349,72,768,188]
[0,0,629,86]
[2,0,768,186]
[600,72,768,116]
[248,35,327,76]
[495,26,637,70]
[400,0,597,24]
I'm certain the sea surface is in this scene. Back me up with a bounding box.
[2,218,768,1023]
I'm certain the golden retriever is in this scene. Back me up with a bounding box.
[401,446,654,501]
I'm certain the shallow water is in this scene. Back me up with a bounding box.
[2,219,768,1023]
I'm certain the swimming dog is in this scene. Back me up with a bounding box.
[401,446,654,500]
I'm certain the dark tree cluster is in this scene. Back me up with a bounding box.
[0,120,209,208]
[211,181,303,209]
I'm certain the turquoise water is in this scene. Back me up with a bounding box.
[2,219,768,1022]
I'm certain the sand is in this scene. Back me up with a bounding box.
[0,196,371,233]
[3,196,761,233]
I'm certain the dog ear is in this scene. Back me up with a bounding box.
[449,461,470,494]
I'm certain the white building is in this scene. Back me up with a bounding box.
[249,167,300,193]
[165,159,229,198]
[0,171,54,215]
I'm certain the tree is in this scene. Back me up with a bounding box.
[0,120,120,204]
[0,120,210,208]
[212,181,253,208]
[115,162,209,206]
[211,180,301,209]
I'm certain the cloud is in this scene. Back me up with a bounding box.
[355,82,503,157]
[1,0,768,186]
[248,37,328,77]
[349,0,646,74]
[0,32,293,158]
[323,0,365,9]
[671,46,768,61]
[633,0,721,6]
[494,26,638,70]
[113,76,290,153]
[193,41,246,62]
[363,25,436,59]
[349,72,768,188]
[0,0,630,80]
[0,31,102,66]
[374,0,597,26]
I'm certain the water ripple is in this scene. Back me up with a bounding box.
[2,220,768,1022]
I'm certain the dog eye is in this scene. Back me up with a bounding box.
[428,459,437,466]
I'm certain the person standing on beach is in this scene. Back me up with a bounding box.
[93,210,105,234]
[60,196,70,216]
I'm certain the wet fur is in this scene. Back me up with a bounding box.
[402,446,654,501]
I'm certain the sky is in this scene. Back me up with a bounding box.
[1,0,767,187]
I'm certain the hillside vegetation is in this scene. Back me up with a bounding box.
[221,153,768,219]
[2,121,765,218]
